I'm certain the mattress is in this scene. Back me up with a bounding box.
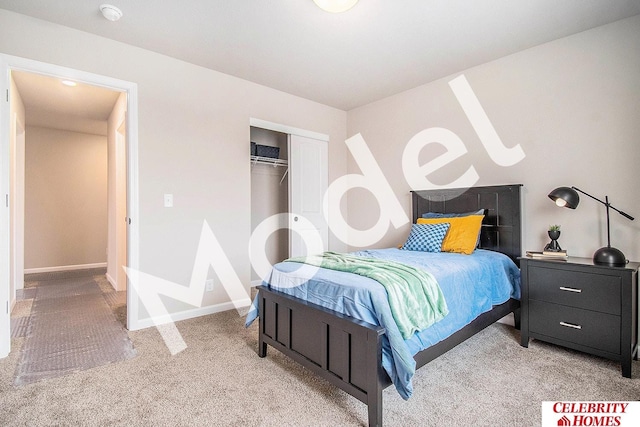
[247,248,520,399]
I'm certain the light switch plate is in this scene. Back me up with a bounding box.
[164,194,173,207]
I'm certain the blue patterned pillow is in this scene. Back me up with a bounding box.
[422,209,486,218]
[401,223,451,252]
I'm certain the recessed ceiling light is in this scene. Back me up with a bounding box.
[61,80,77,87]
[313,0,359,13]
[100,4,123,22]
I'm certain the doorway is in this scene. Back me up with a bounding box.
[0,54,141,358]
[249,126,289,285]
[249,118,329,286]
[14,71,116,278]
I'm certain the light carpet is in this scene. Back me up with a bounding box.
[1,305,638,426]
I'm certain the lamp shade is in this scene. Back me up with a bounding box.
[548,187,580,209]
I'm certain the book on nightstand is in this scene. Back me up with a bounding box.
[525,250,568,260]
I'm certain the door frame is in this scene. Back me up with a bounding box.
[10,114,25,303]
[0,54,141,357]
[249,118,328,142]
[114,119,128,292]
[249,117,329,260]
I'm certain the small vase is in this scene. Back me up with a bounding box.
[546,230,561,251]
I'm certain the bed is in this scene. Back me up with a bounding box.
[251,184,522,426]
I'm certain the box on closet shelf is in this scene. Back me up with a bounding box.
[254,143,280,159]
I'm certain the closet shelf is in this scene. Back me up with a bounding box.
[250,155,288,167]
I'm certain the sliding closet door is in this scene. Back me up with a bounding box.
[288,134,328,257]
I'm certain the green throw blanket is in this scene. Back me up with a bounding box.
[287,251,449,339]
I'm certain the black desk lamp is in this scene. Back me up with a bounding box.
[548,186,634,266]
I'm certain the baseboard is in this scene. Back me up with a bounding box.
[133,298,252,330]
[250,279,262,288]
[24,262,107,274]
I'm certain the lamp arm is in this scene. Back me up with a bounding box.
[616,210,635,221]
[572,186,635,221]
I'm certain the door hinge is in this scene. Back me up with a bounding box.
[5,89,8,102]
[5,194,8,207]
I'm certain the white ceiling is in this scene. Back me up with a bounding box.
[11,71,121,135]
[2,0,640,111]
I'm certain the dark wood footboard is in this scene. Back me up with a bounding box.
[257,284,520,426]
[257,285,389,426]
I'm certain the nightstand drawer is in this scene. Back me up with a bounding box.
[528,266,620,315]
[529,300,620,355]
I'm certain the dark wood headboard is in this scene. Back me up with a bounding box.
[411,184,523,265]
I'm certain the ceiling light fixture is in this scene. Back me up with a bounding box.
[100,4,123,21]
[61,80,77,87]
[313,0,359,13]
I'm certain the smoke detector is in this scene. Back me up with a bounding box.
[100,4,123,21]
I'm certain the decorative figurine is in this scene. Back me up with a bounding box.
[544,224,562,252]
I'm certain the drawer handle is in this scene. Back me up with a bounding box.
[559,321,582,330]
[559,286,582,293]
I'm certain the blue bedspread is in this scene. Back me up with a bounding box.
[246,248,520,399]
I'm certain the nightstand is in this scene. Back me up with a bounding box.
[520,256,639,378]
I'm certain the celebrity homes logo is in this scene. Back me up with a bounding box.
[542,401,640,427]
[125,73,526,354]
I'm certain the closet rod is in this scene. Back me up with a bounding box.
[250,155,288,168]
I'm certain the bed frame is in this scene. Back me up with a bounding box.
[257,184,522,426]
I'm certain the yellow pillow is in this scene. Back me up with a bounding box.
[416,215,484,255]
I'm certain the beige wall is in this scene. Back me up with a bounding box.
[24,126,108,269]
[0,9,348,319]
[347,15,640,262]
[6,8,638,323]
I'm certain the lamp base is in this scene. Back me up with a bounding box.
[593,246,627,267]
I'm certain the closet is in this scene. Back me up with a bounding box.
[249,124,329,285]
[250,127,289,283]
